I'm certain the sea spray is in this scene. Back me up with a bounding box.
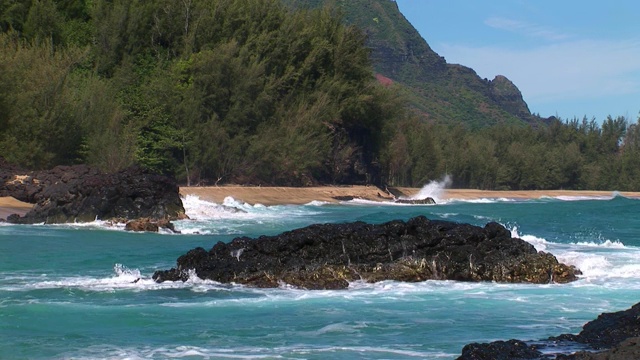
[405,175,452,203]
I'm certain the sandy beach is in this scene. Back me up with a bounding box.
[180,186,640,206]
[0,197,33,220]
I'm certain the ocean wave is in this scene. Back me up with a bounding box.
[56,344,452,359]
[571,240,627,248]
[181,195,322,220]
[445,197,519,204]
[509,226,549,252]
[343,198,426,206]
[305,200,331,206]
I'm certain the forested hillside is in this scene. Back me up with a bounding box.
[288,0,542,128]
[0,0,402,186]
[1,0,639,190]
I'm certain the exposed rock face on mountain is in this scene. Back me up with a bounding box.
[289,0,547,128]
[490,75,532,120]
[0,159,185,224]
[457,302,640,360]
[153,216,580,288]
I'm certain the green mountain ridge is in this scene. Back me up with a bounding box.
[289,0,545,128]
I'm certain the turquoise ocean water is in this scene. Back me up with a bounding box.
[2,184,640,359]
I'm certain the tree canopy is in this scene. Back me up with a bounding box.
[1,0,639,190]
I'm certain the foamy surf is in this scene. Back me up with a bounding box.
[176,195,326,234]
[56,344,453,360]
[509,226,640,286]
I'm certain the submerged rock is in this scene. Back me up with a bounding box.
[153,216,580,288]
[0,159,186,224]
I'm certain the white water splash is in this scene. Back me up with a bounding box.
[402,175,452,203]
[510,226,549,252]
[181,195,253,220]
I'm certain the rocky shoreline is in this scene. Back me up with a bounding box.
[457,302,640,359]
[0,158,185,225]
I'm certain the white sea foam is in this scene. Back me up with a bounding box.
[177,195,324,234]
[510,226,549,252]
[554,195,614,201]
[59,344,451,359]
[572,240,626,248]
[9,264,151,292]
[1,264,220,292]
[344,198,417,206]
[181,195,255,220]
[305,200,331,206]
[507,226,640,287]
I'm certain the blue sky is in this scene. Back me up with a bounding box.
[395,0,640,122]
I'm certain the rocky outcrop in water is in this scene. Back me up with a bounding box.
[458,339,543,360]
[0,159,185,224]
[153,216,580,288]
[562,337,640,360]
[124,218,179,233]
[457,301,640,359]
[394,197,436,205]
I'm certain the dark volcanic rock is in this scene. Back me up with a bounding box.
[153,216,580,288]
[458,301,640,359]
[458,339,543,360]
[124,218,180,233]
[561,337,640,360]
[1,159,185,223]
[551,302,640,350]
[394,197,436,205]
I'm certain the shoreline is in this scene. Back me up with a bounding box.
[3,187,638,220]
[179,186,640,206]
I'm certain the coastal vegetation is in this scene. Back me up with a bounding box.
[1,0,639,190]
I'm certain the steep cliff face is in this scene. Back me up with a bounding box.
[289,0,542,128]
[489,75,532,120]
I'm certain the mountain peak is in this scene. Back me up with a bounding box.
[489,75,532,120]
[289,0,540,128]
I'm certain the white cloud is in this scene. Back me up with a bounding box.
[484,17,572,41]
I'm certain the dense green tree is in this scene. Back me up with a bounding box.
[1,0,640,190]
[23,0,61,43]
